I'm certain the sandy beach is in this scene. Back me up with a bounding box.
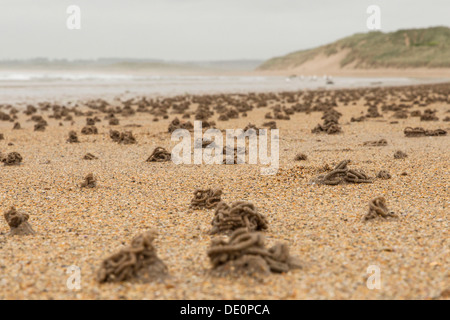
[0,82,449,300]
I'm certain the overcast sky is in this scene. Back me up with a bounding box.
[1,0,449,61]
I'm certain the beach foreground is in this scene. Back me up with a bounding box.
[0,83,449,299]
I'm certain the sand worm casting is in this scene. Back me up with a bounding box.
[210,201,269,235]
[207,228,301,275]
[97,231,168,283]
[190,188,223,209]
[4,207,36,236]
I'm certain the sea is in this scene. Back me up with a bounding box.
[0,71,446,105]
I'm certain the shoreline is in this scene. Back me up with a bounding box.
[2,66,450,77]
[1,72,450,105]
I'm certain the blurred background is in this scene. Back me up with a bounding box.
[1,0,449,102]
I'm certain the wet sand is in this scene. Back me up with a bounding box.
[0,83,449,300]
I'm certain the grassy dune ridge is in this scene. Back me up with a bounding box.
[259,26,450,70]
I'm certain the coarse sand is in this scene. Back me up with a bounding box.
[0,83,449,300]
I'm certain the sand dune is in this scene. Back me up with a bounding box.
[256,49,450,78]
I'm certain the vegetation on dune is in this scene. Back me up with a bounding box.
[258,27,450,70]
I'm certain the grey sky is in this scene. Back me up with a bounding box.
[1,0,449,61]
